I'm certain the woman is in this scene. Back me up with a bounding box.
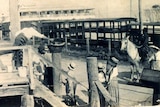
[106,57,119,107]
[98,62,108,107]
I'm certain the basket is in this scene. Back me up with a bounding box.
[47,42,65,53]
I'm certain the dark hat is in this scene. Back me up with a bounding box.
[98,62,104,69]
[68,62,76,71]
[107,57,119,67]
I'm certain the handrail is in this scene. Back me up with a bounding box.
[0,45,35,90]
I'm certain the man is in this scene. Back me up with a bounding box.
[14,22,47,46]
[62,62,77,106]
[13,22,48,68]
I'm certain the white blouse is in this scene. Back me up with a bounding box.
[109,67,118,80]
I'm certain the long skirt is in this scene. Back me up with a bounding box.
[108,77,119,107]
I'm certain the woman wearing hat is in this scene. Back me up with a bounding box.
[98,62,108,107]
[106,57,119,107]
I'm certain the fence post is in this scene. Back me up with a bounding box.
[86,57,100,107]
[48,43,64,95]
[86,37,90,55]
[52,51,62,95]
[65,35,68,52]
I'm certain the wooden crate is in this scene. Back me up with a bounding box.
[0,72,29,97]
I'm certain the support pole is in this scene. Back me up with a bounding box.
[9,0,20,43]
[86,37,90,55]
[52,52,61,95]
[138,0,143,34]
[65,35,68,52]
[21,94,34,107]
[48,44,64,95]
[86,57,100,107]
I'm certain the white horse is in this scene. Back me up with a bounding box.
[120,36,159,82]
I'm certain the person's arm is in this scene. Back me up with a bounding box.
[29,28,47,39]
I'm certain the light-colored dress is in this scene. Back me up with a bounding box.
[108,67,119,106]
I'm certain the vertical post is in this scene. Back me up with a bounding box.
[138,0,143,34]
[65,35,68,52]
[86,37,90,55]
[0,26,2,40]
[9,0,20,43]
[21,94,34,107]
[130,0,132,17]
[108,36,111,57]
[28,46,35,90]
[32,36,35,47]
[51,45,64,95]
[52,52,61,95]
[86,57,100,107]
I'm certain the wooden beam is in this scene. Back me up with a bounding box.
[0,72,28,85]
[141,68,160,82]
[28,46,35,90]
[33,79,67,107]
[86,57,100,107]
[21,94,34,107]
[52,52,62,95]
[9,0,20,42]
[0,85,29,97]
[95,81,117,106]
[0,45,28,51]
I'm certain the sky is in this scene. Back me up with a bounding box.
[0,0,160,18]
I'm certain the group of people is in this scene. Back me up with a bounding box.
[98,56,120,107]
[61,57,120,107]
[13,21,120,106]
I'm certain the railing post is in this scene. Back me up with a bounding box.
[28,46,35,90]
[48,43,65,95]
[86,57,100,107]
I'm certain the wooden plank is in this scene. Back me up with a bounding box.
[86,57,100,107]
[0,72,29,85]
[0,85,29,97]
[9,0,20,42]
[33,79,68,107]
[21,94,34,107]
[0,45,28,51]
[141,68,160,82]
[94,81,116,105]
[52,52,61,95]
[119,84,153,106]
[28,46,35,90]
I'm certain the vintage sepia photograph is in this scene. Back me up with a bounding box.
[0,0,160,107]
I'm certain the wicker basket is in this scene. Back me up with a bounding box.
[47,42,65,53]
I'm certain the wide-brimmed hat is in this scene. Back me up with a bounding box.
[98,62,105,69]
[68,62,76,71]
[107,57,119,67]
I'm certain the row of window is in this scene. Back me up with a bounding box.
[20,9,94,17]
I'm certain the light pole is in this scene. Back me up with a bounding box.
[138,0,143,33]
[130,0,132,17]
